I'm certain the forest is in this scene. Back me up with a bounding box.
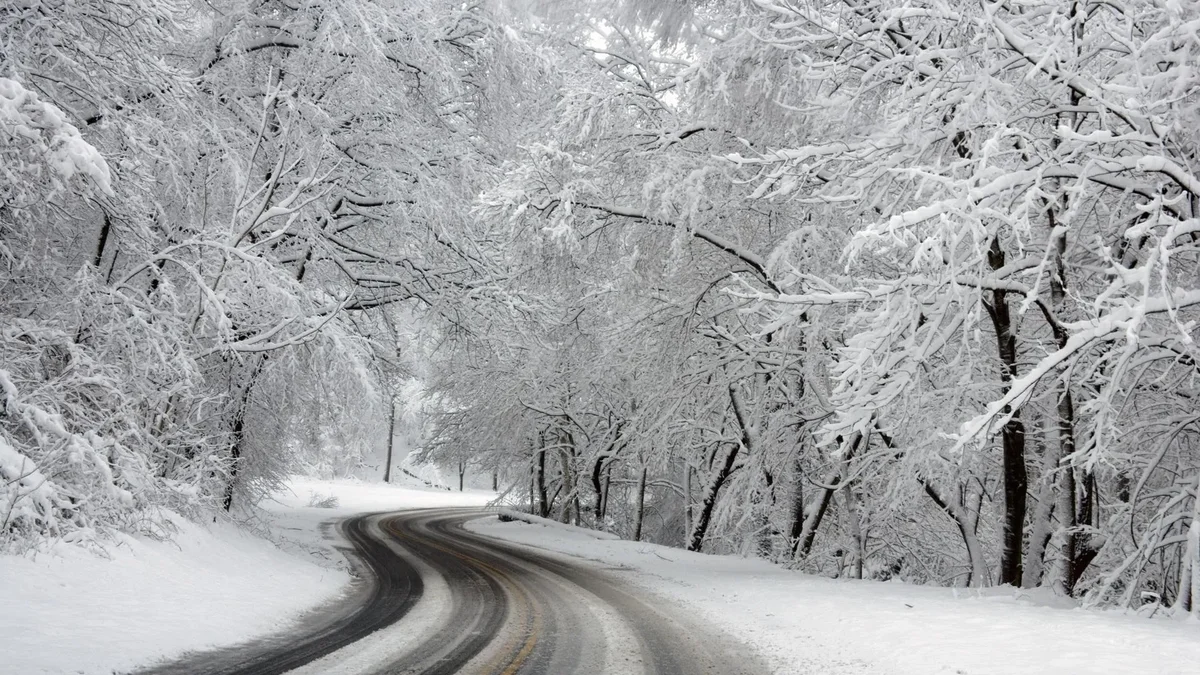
[2,0,1199,614]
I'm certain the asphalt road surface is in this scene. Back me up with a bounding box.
[138,508,766,675]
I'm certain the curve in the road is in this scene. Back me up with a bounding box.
[136,508,766,675]
[136,514,425,675]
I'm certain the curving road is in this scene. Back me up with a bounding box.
[139,508,765,675]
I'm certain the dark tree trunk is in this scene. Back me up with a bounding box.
[758,469,776,559]
[633,466,648,542]
[1022,445,1059,588]
[683,462,692,539]
[923,479,989,586]
[688,442,740,551]
[93,211,112,269]
[222,355,266,511]
[383,401,395,483]
[986,237,1028,586]
[1065,463,1099,593]
[601,461,612,520]
[557,443,580,525]
[795,474,838,558]
[1047,199,1099,595]
[788,454,805,542]
[793,433,862,559]
[223,410,244,511]
[591,455,606,521]
[535,448,548,518]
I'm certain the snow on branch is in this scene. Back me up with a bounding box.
[0,77,113,196]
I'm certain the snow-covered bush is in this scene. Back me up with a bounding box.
[1,79,137,546]
[0,78,222,547]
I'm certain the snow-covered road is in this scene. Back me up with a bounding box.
[142,508,765,675]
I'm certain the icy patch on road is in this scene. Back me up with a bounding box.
[2,476,494,674]
[468,516,1200,675]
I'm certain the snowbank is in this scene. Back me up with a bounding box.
[2,476,494,674]
[495,508,621,540]
[468,516,1200,675]
[0,511,347,675]
[270,475,493,514]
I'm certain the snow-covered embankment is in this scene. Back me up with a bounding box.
[468,516,1200,675]
[1,476,492,674]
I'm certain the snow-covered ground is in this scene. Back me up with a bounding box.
[468,515,1200,675]
[9,477,1195,675]
[1,476,492,675]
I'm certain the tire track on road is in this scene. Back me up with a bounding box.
[137,508,766,675]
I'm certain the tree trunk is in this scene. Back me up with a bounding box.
[1052,8,1100,595]
[1175,475,1200,615]
[924,479,990,587]
[788,451,806,543]
[458,461,465,491]
[93,210,112,269]
[535,447,548,518]
[555,429,580,525]
[222,355,266,511]
[688,442,740,551]
[223,409,244,511]
[794,433,862,559]
[1189,476,1200,616]
[383,400,395,483]
[683,460,692,539]
[601,461,612,521]
[986,236,1028,586]
[633,465,648,542]
[591,455,606,522]
[841,485,864,579]
[1022,459,1058,588]
[794,475,837,558]
[1045,210,1098,595]
[557,445,578,525]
